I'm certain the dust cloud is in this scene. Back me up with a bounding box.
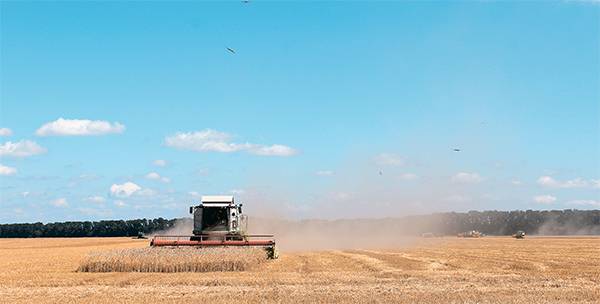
[150,219,193,237]
[231,185,444,251]
[536,219,600,235]
[247,217,427,252]
[150,216,438,252]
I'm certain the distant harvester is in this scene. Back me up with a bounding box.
[513,230,526,239]
[457,230,483,238]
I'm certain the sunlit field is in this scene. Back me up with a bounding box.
[0,237,598,303]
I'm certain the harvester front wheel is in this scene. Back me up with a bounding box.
[265,245,278,259]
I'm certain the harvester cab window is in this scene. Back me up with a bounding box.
[201,207,228,231]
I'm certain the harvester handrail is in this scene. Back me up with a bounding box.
[152,235,194,238]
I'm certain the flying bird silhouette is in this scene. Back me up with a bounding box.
[226,47,236,54]
[379,170,383,176]
[453,148,461,152]
[241,0,250,3]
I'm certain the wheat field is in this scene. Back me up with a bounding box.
[0,237,598,303]
[78,247,267,272]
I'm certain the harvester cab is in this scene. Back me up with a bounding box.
[150,195,278,259]
[190,195,248,237]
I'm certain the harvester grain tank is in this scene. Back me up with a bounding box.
[150,195,277,258]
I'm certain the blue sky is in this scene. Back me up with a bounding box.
[0,1,599,223]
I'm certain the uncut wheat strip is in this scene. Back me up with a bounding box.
[78,247,267,273]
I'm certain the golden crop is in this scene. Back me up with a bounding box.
[78,247,268,273]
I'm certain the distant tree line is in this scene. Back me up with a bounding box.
[0,209,599,238]
[414,209,600,235]
[0,218,177,238]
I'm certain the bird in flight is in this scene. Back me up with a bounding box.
[453,148,461,152]
[226,47,236,54]
[379,170,383,176]
[242,0,250,3]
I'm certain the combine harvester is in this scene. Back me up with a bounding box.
[513,230,526,239]
[457,230,483,238]
[151,195,278,258]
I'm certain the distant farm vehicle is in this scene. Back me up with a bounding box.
[513,231,526,239]
[458,230,483,238]
[134,232,147,239]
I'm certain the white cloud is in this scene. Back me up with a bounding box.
[230,189,245,195]
[164,129,297,157]
[0,128,12,136]
[189,191,202,198]
[592,180,600,189]
[110,182,141,197]
[21,192,29,198]
[165,129,244,152]
[537,176,559,187]
[511,180,523,186]
[145,172,160,180]
[537,176,594,188]
[36,118,125,136]
[400,173,418,180]
[374,153,404,166]
[137,188,157,197]
[153,159,167,167]
[250,144,296,156]
[0,140,47,158]
[562,178,589,188]
[0,164,17,176]
[50,198,68,207]
[452,172,483,184]
[145,172,170,183]
[316,170,334,176]
[85,196,106,203]
[567,200,600,207]
[533,195,557,204]
[77,174,99,181]
[114,200,126,207]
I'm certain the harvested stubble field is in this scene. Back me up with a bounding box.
[0,237,598,303]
